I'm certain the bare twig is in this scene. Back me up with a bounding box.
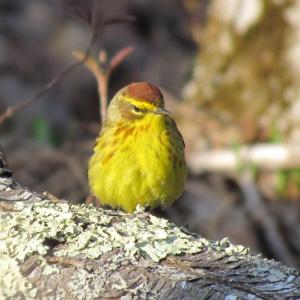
[0,58,88,126]
[0,28,96,127]
[109,46,134,75]
[0,3,135,127]
[102,16,136,27]
[240,170,297,267]
[60,0,135,31]
[73,46,134,122]
[98,50,109,122]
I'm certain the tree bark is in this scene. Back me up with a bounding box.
[1,153,300,299]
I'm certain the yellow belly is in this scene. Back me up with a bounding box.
[88,115,187,213]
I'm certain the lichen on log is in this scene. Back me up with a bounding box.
[0,154,300,299]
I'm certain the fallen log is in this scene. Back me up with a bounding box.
[0,153,299,299]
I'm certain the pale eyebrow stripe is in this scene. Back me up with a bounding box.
[121,95,157,110]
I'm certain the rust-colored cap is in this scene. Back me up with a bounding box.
[123,82,164,107]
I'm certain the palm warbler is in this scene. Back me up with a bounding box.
[88,82,187,213]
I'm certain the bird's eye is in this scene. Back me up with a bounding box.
[132,106,143,114]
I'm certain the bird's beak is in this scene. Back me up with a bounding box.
[154,108,171,116]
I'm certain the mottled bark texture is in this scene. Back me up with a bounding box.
[1,153,300,300]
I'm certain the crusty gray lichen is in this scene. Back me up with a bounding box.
[0,200,250,298]
[0,254,37,299]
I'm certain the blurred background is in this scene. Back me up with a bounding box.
[1,0,300,269]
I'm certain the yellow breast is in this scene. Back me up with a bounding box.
[88,114,187,213]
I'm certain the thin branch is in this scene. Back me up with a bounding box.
[73,46,134,123]
[240,171,297,267]
[98,53,109,123]
[188,144,300,173]
[109,46,134,75]
[0,6,135,126]
[0,29,96,127]
[72,50,106,120]
[72,51,100,77]
[102,16,136,27]
[0,61,84,126]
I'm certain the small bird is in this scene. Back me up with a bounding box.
[88,82,187,213]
